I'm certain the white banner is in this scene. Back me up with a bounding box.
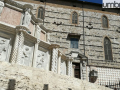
[103,0,120,8]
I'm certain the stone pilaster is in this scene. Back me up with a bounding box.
[58,52,62,74]
[81,60,87,80]
[10,31,20,63]
[47,33,50,43]
[32,39,39,67]
[67,57,73,76]
[16,31,24,64]
[15,26,28,64]
[72,65,75,77]
[49,44,60,73]
[35,25,41,39]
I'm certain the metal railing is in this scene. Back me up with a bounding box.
[99,80,120,90]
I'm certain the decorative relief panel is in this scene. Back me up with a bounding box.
[20,41,34,66]
[36,47,48,70]
[0,1,4,15]
[60,60,67,75]
[0,37,10,61]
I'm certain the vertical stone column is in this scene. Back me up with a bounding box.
[32,25,41,67]
[32,39,39,67]
[47,33,50,43]
[16,31,24,64]
[57,52,62,74]
[51,48,58,73]
[72,65,75,77]
[14,26,28,64]
[0,1,4,16]
[67,58,73,76]
[81,60,87,80]
[10,31,20,63]
[35,25,41,39]
[49,44,59,73]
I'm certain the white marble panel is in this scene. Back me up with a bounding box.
[36,46,50,71]
[0,37,10,61]
[0,32,13,62]
[20,41,34,66]
[61,60,67,75]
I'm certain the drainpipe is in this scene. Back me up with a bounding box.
[82,1,85,56]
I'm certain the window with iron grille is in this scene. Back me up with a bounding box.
[37,7,44,19]
[102,15,108,28]
[104,37,113,61]
[70,38,79,49]
[72,12,78,24]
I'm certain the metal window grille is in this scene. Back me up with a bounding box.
[72,12,78,24]
[104,37,112,61]
[70,38,78,49]
[102,16,108,28]
[38,7,44,19]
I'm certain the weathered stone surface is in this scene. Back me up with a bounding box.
[0,7,22,26]
[0,61,112,90]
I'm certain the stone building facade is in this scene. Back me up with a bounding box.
[0,0,119,89]
[0,0,73,80]
[13,0,120,85]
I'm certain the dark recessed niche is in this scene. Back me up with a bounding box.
[73,4,76,7]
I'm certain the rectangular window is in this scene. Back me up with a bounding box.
[70,38,79,49]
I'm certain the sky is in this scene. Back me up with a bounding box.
[78,0,102,4]
[79,0,120,4]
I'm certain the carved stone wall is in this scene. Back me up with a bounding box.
[20,40,34,66]
[51,48,58,73]
[60,59,67,75]
[0,31,14,62]
[81,61,87,80]
[36,46,50,70]
[67,60,72,76]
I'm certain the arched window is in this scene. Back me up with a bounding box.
[37,7,44,19]
[72,12,78,24]
[102,15,108,28]
[104,37,113,61]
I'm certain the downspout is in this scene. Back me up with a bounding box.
[82,1,85,56]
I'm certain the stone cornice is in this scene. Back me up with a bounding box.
[4,0,23,9]
[0,21,16,34]
[48,44,60,49]
[39,40,51,49]
[15,25,37,43]
[39,24,52,33]
[58,50,73,61]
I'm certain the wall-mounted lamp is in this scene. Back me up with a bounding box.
[86,22,93,30]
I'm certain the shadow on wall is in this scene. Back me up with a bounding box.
[7,79,16,90]
[6,80,72,90]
